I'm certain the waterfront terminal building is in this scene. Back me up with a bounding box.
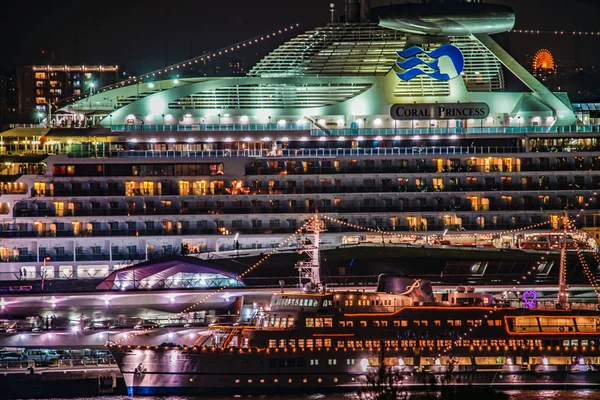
[1,0,600,283]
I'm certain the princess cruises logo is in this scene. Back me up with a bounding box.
[396,44,465,81]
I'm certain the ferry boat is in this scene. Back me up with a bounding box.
[109,216,600,395]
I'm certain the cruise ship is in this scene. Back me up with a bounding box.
[109,215,600,395]
[1,0,600,286]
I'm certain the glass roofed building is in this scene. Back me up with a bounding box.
[1,0,600,282]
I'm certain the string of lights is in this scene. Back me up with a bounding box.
[63,23,300,104]
[565,219,600,299]
[180,215,318,315]
[113,215,318,345]
[322,214,551,242]
[509,29,600,36]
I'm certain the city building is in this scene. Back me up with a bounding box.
[0,71,18,125]
[16,65,119,123]
[0,0,600,283]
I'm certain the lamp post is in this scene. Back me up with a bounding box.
[88,82,95,114]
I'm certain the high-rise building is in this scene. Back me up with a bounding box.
[16,65,119,122]
[0,71,18,125]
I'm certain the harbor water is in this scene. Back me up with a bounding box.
[17,391,600,400]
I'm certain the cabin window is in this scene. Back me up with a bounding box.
[274,318,281,327]
[306,339,314,348]
[315,339,323,347]
[347,340,355,348]
[310,359,319,366]
[381,321,388,327]
[434,320,441,327]
[582,340,589,346]
[269,340,277,348]
[495,320,502,326]
[328,359,337,365]
[355,341,363,348]
[306,318,314,327]
[347,359,355,365]
[487,320,494,326]
[347,321,354,328]
[421,320,428,326]
[288,339,295,347]
[279,339,286,348]
[455,320,462,327]
[345,300,353,306]
[358,300,363,306]
[413,320,420,327]
[337,340,345,347]
[339,321,346,328]
[401,320,408,327]
[298,339,305,348]
[324,339,332,347]
[324,318,333,327]
[315,318,323,328]
[447,320,454,326]
[360,321,367,328]
[393,320,400,327]
[373,321,380,327]
[288,318,295,327]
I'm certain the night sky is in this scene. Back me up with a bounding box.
[2,0,600,73]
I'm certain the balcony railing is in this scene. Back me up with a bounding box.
[68,146,522,159]
[107,124,600,135]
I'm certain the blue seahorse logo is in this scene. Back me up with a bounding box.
[396,44,465,81]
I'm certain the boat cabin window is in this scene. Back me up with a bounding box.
[507,316,600,333]
[306,317,333,328]
[360,321,367,327]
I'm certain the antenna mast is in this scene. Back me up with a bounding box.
[556,211,569,308]
[296,214,326,291]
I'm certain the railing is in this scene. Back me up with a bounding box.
[111,123,311,132]
[319,125,600,136]
[106,124,600,135]
[68,146,521,159]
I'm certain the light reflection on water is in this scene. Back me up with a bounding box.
[23,392,600,400]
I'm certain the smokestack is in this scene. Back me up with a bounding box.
[360,0,371,22]
[345,0,360,23]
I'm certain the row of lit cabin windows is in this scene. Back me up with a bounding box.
[268,338,537,349]
[262,317,295,328]
[266,357,353,368]
[307,319,504,328]
[344,298,394,307]
[272,298,320,307]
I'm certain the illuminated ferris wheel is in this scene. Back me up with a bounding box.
[532,49,555,71]
[532,49,556,81]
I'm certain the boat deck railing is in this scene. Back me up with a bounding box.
[67,146,521,159]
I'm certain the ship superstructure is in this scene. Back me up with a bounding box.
[0,0,600,284]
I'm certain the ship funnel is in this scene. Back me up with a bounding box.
[345,0,371,23]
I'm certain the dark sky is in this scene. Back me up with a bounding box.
[2,0,599,73]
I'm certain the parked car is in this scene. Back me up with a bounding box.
[21,349,59,363]
[0,351,23,361]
